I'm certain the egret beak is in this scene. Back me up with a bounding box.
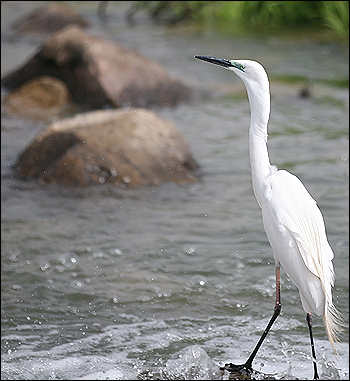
[194,55,234,68]
[195,55,246,72]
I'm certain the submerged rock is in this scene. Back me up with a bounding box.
[13,108,199,187]
[10,2,89,33]
[2,76,73,120]
[2,25,194,110]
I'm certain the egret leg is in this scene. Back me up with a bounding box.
[222,266,281,375]
[244,266,281,369]
[306,313,319,380]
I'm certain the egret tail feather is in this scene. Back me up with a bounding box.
[324,301,343,355]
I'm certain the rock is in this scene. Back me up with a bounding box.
[1,25,195,110]
[164,345,222,380]
[10,2,89,33]
[13,108,199,187]
[298,86,311,98]
[2,76,73,120]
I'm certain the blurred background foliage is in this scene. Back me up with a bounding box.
[123,1,349,39]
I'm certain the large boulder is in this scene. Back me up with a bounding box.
[10,2,89,34]
[2,76,72,120]
[13,108,199,187]
[1,25,194,110]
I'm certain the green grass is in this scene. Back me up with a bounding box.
[128,1,349,39]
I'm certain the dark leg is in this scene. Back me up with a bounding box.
[306,313,319,380]
[244,266,281,368]
[222,267,281,374]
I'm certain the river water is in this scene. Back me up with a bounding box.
[1,2,349,380]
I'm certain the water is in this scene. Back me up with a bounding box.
[1,2,349,380]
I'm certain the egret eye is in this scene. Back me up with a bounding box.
[231,61,246,72]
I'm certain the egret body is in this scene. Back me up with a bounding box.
[194,56,341,379]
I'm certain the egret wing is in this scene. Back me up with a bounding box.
[263,170,334,282]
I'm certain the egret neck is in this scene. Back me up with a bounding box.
[243,70,272,208]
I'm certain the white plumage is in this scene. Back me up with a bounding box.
[195,55,342,377]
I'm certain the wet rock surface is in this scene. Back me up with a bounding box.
[2,25,195,110]
[13,108,200,187]
[2,76,73,120]
[10,2,89,34]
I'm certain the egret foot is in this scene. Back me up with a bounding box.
[220,362,280,380]
[220,363,253,379]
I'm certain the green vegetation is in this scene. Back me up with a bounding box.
[126,1,349,39]
[321,1,349,37]
[273,74,349,88]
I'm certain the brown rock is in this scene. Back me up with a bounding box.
[13,108,199,187]
[10,2,89,33]
[2,25,194,109]
[2,76,72,120]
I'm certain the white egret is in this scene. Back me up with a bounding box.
[195,56,342,380]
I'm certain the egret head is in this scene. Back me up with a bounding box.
[194,56,268,87]
[195,55,270,129]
